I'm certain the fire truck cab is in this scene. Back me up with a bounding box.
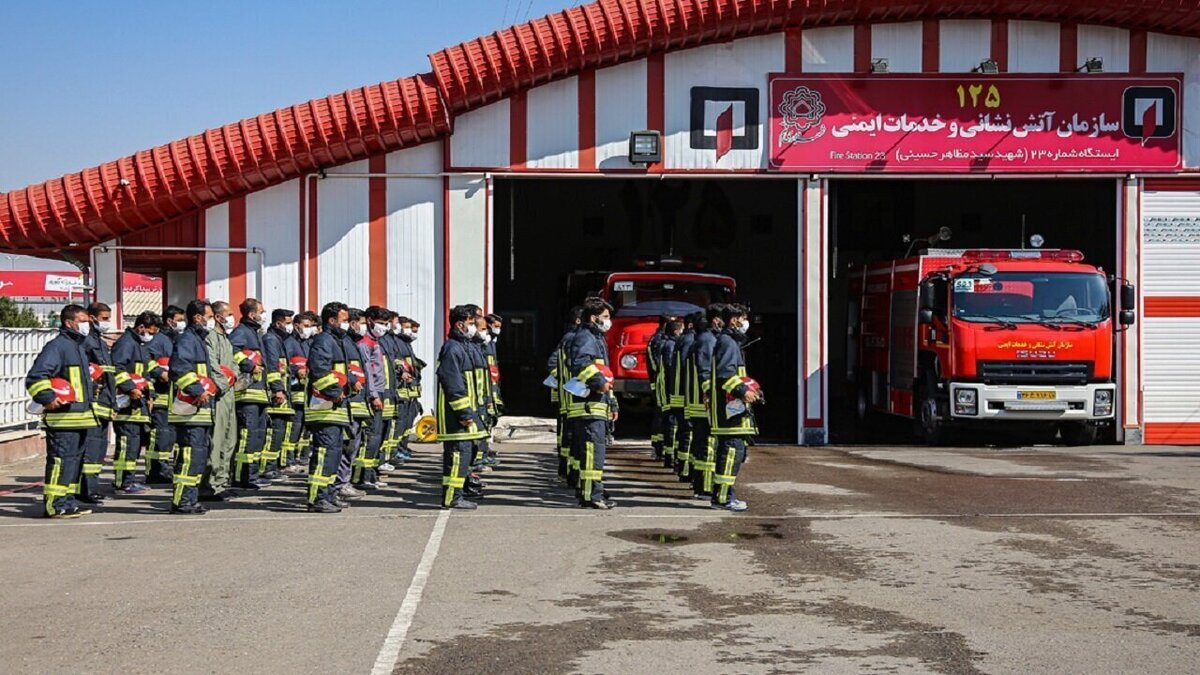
[849,248,1136,445]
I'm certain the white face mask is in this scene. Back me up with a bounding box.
[339,321,351,332]
[408,332,418,342]
[223,315,236,331]
[403,327,415,338]
[481,333,492,344]
[205,318,216,331]
[371,322,389,338]
[174,320,187,333]
[735,321,750,335]
[96,320,112,333]
[465,323,478,338]
[137,331,154,344]
[597,318,612,333]
[490,327,501,336]
[77,321,92,337]
[284,323,294,334]
[301,326,317,340]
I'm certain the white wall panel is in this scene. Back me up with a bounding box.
[204,202,229,302]
[802,26,853,72]
[245,178,299,314]
[1148,33,1200,168]
[448,175,487,310]
[1077,25,1129,72]
[526,76,579,169]
[1142,190,1200,295]
[940,20,992,73]
[450,100,509,168]
[1008,21,1060,72]
[595,60,647,169]
[1143,318,1200,422]
[315,159,369,309]
[664,34,784,169]
[871,22,922,73]
[386,142,442,411]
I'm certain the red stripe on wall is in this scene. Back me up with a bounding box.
[785,27,803,72]
[1144,297,1200,317]
[1145,422,1200,445]
[991,19,1008,72]
[510,91,527,169]
[229,195,247,303]
[1144,178,1200,191]
[442,174,451,335]
[647,53,665,173]
[196,209,206,299]
[578,70,596,171]
[297,178,305,309]
[1130,29,1148,73]
[922,20,939,72]
[1060,23,1078,72]
[307,175,319,310]
[854,24,872,73]
[368,154,388,307]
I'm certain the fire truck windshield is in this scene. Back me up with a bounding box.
[610,280,734,318]
[951,272,1110,324]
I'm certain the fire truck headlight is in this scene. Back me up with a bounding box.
[954,388,977,416]
[1094,389,1113,417]
[620,354,639,370]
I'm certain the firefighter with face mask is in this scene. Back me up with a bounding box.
[657,317,684,470]
[110,311,161,497]
[350,306,393,489]
[673,312,700,481]
[144,305,184,484]
[567,297,618,509]
[229,298,271,490]
[710,304,760,512]
[284,311,318,471]
[168,300,217,515]
[81,302,117,503]
[437,305,489,509]
[687,304,725,500]
[646,314,670,461]
[304,302,356,513]
[261,308,296,480]
[549,307,583,482]
[25,305,100,518]
[201,301,237,501]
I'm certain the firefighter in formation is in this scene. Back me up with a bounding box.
[25,299,436,517]
[26,296,758,518]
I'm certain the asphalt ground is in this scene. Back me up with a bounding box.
[1,440,1198,674]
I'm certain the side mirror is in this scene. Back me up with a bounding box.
[1119,309,1136,326]
[1120,283,1136,311]
[918,308,935,325]
[919,281,934,311]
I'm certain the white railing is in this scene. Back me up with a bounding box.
[0,328,56,432]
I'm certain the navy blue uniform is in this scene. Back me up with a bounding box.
[672,328,696,479]
[687,326,718,496]
[81,328,116,497]
[304,327,355,506]
[144,329,176,482]
[710,328,758,506]
[566,324,615,505]
[229,320,269,486]
[111,329,153,489]
[261,325,293,476]
[436,331,489,507]
[168,325,214,509]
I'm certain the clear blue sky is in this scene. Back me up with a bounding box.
[0,0,585,192]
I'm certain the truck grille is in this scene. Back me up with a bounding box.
[977,361,1091,385]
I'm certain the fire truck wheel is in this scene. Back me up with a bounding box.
[855,385,870,421]
[916,377,950,446]
[1060,422,1098,447]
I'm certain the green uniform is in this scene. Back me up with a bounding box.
[203,327,236,493]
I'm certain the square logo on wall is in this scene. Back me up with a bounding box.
[690,87,760,161]
[1122,86,1177,142]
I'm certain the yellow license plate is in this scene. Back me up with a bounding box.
[1018,391,1056,400]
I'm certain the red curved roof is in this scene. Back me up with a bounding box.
[4,0,1200,252]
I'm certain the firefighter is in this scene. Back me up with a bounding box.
[379,314,410,470]
[335,309,369,501]
[657,317,684,470]
[408,319,426,439]
[350,306,392,489]
[567,297,618,509]
[550,307,583,483]
[81,302,117,502]
[687,304,725,499]
[304,302,356,513]
[710,304,760,512]
[646,314,669,460]
[464,304,494,477]
[261,308,296,480]
[436,305,488,509]
[672,312,699,481]
[229,299,271,489]
[284,311,317,473]
[480,312,504,468]
[168,300,217,515]
[144,305,184,484]
[110,311,160,498]
[25,304,100,518]
[200,301,238,501]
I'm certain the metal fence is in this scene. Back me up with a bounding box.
[0,328,56,432]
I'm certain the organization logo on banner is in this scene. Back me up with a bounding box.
[777,86,827,144]
[690,87,759,161]
[1122,86,1177,143]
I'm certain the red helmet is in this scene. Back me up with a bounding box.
[740,377,761,392]
[310,370,348,402]
[239,349,262,366]
[88,363,104,382]
[289,356,308,369]
[174,376,217,414]
[49,378,76,403]
[219,364,237,387]
[489,364,501,383]
[156,356,170,368]
[598,365,615,383]
[348,363,366,382]
[129,373,148,390]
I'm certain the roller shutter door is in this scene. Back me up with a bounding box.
[1141,185,1200,444]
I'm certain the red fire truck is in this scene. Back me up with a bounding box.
[848,248,1135,445]
[598,270,736,402]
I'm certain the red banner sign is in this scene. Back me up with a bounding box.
[0,271,161,298]
[768,74,1182,172]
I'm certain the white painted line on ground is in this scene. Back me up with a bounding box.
[4,510,1200,529]
[370,508,451,675]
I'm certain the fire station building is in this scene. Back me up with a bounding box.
[2,0,1199,445]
